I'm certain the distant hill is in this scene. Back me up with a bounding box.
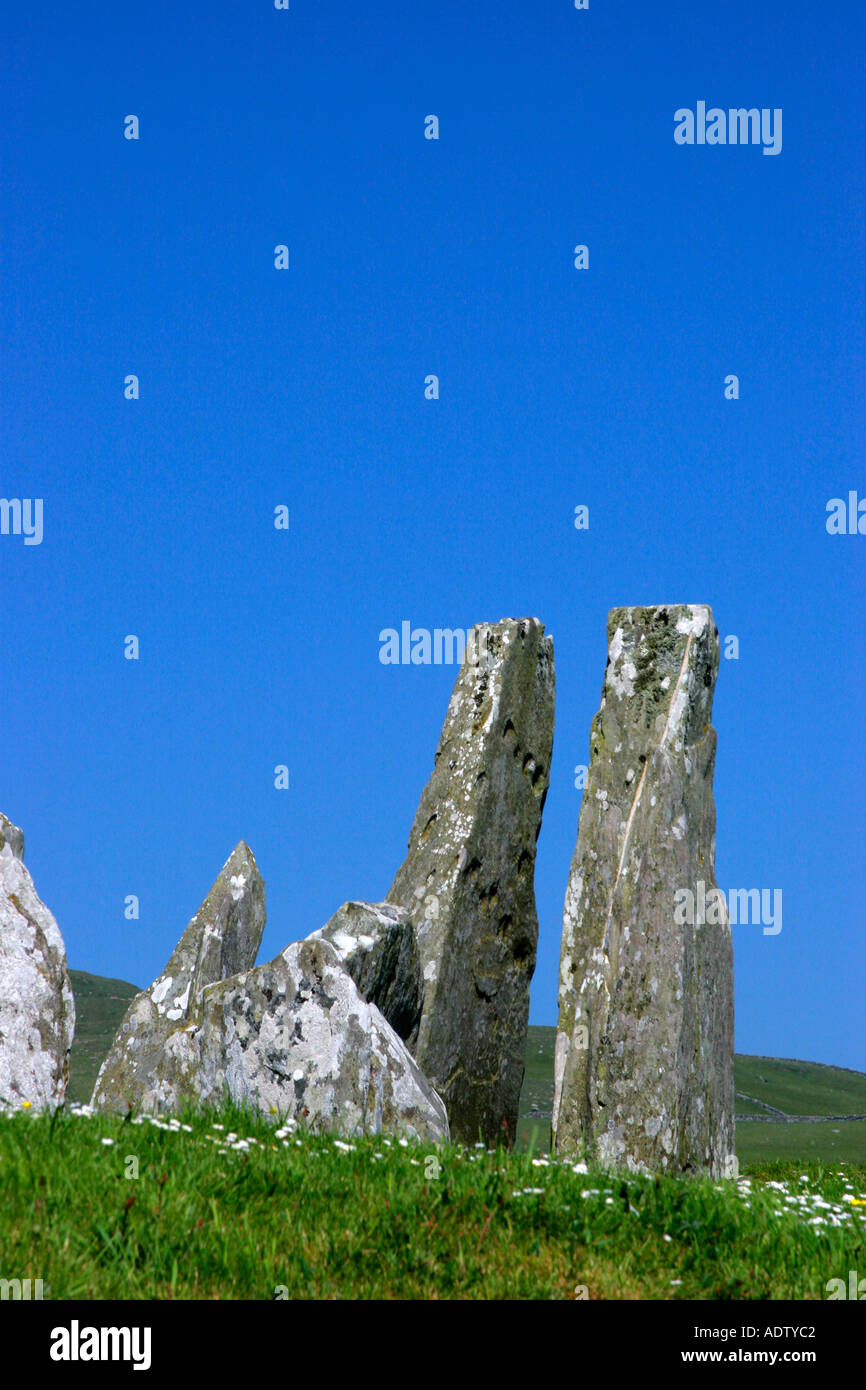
[734,1054,866,1117]
[65,977,866,1167]
[66,969,140,1104]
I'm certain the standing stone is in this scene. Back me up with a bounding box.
[92,841,265,1111]
[0,811,75,1110]
[553,605,734,1176]
[306,901,422,1045]
[136,937,448,1142]
[387,618,555,1146]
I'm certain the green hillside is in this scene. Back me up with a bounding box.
[66,969,140,1105]
[734,1054,866,1117]
[517,1024,557,1151]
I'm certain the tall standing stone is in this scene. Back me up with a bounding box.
[0,811,75,1110]
[387,618,555,1146]
[92,841,266,1111]
[553,605,734,1176]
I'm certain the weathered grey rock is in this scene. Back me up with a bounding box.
[126,938,448,1142]
[0,811,75,1110]
[387,617,555,1146]
[553,605,734,1176]
[0,812,25,861]
[92,841,265,1111]
[306,901,422,1044]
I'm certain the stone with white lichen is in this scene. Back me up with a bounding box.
[387,618,555,1147]
[91,841,265,1112]
[123,937,449,1142]
[0,811,75,1111]
[552,605,734,1177]
[306,901,422,1045]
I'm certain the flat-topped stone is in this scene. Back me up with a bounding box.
[553,605,734,1176]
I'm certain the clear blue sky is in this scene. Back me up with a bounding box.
[3,1,864,1069]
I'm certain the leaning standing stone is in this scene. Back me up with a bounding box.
[387,618,555,1146]
[133,938,449,1143]
[553,605,734,1176]
[0,811,75,1111]
[92,841,265,1111]
[306,901,422,1045]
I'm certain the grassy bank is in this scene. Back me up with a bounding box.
[1,1101,865,1300]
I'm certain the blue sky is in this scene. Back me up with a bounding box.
[2,1,864,1070]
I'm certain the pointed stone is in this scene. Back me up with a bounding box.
[131,938,448,1142]
[0,811,75,1111]
[0,811,25,861]
[92,841,265,1111]
[387,617,555,1146]
[553,605,734,1176]
[306,901,422,1044]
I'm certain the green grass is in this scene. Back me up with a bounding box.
[1,1101,865,1300]
[736,1121,866,1165]
[11,985,866,1298]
